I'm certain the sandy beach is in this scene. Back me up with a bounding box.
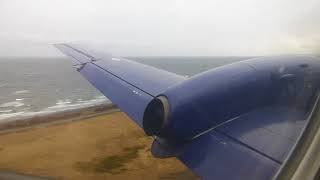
[0,107,198,180]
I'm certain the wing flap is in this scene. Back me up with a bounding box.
[93,58,186,96]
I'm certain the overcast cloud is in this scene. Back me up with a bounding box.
[0,0,319,57]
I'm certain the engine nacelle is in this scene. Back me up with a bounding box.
[143,56,320,143]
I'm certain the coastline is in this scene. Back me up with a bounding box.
[0,105,199,180]
[0,103,118,134]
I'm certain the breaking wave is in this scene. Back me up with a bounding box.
[0,96,111,122]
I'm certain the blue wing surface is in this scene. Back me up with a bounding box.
[178,129,280,180]
[55,44,186,127]
[177,105,311,180]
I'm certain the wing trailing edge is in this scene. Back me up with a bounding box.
[54,43,185,127]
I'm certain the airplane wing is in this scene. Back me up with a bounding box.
[55,44,186,127]
[55,44,319,180]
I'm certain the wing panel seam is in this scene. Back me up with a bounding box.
[62,44,95,60]
[59,44,156,97]
[88,62,156,98]
[214,129,282,165]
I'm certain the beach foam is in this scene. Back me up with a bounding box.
[0,112,25,121]
[13,90,29,94]
[0,101,24,108]
[47,97,109,111]
[0,97,111,122]
[0,110,13,113]
[0,83,7,88]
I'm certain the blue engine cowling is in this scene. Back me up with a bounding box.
[143,56,320,143]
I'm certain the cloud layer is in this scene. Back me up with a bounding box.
[0,0,319,56]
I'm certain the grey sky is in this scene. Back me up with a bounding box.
[0,0,319,57]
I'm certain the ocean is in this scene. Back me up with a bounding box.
[0,56,253,122]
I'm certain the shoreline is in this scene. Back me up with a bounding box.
[0,103,119,134]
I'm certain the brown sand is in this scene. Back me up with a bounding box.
[0,112,199,180]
